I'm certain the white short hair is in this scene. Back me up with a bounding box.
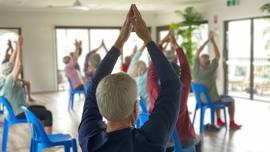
[129,60,147,78]
[96,73,138,121]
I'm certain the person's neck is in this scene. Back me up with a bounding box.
[106,119,132,133]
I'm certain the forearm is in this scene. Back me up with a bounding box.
[9,48,17,64]
[196,39,209,57]
[212,39,220,60]
[176,47,191,82]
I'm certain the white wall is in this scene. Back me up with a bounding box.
[0,10,157,92]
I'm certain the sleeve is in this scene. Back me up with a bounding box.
[175,47,191,83]
[140,42,181,147]
[78,47,121,150]
[4,74,16,90]
[146,63,160,113]
[127,51,142,74]
[209,58,219,73]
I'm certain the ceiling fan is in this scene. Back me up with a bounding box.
[48,0,93,11]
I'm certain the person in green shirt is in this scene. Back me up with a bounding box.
[192,32,241,130]
[0,36,53,133]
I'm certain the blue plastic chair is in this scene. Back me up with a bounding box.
[139,98,148,113]
[22,107,77,152]
[0,96,28,152]
[134,111,195,152]
[67,78,86,111]
[172,129,196,152]
[191,82,229,134]
[135,113,149,128]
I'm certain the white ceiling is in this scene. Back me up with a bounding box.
[0,0,206,12]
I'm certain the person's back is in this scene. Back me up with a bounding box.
[79,5,181,152]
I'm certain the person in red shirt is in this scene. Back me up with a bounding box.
[147,31,201,150]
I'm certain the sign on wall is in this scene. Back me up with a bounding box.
[227,0,239,7]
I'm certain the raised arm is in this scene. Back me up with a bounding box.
[12,36,23,81]
[79,8,132,149]
[71,40,82,61]
[130,4,181,146]
[146,63,160,112]
[210,34,220,60]
[170,31,191,82]
[195,36,209,58]
[158,32,170,52]
[8,40,17,64]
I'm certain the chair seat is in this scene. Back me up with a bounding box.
[48,134,73,143]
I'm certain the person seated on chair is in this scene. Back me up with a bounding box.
[78,4,181,152]
[192,31,241,130]
[121,45,138,73]
[147,31,201,151]
[84,40,108,82]
[0,36,53,134]
[127,44,149,109]
[2,39,35,102]
[63,40,84,90]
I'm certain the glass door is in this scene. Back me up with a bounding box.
[226,20,251,99]
[253,18,270,101]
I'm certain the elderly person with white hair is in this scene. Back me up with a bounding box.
[127,44,149,110]
[0,36,53,134]
[78,4,181,152]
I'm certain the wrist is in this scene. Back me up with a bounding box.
[114,39,124,52]
[143,37,152,45]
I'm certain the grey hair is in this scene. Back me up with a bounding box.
[129,60,147,78]
[89,53,101,68]
[164,50,176,62]
[96,73,138,121]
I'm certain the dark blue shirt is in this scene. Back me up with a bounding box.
[79,41,181,152]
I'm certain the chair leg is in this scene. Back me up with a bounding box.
[192,107,197,125]
[2,120,10,152]
[69,93,74,111]
[72,139,78,152]
[223,107,228,131]
[210,108,215,125]
[200,108,205,135]
[64,145,71,152]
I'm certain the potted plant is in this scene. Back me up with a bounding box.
[170,7,205,66]
[261,3,270,13]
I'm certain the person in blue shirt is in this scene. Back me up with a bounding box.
[79,4,181,152]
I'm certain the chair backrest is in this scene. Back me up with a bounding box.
[191,82,213,106]
[172,129,183,151]
[22,107,51,143]
[139,99,148,113]
[0,96,17,120]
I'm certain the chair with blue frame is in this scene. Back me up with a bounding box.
[135,110,196,152]
[191,82,229,134]
[0,96,28,152]
[22,107,77,152]
[139,98,148,113]
[172,129,196,152]
[67,78,86,111]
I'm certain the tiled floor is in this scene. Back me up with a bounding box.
[0,91,270,152]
